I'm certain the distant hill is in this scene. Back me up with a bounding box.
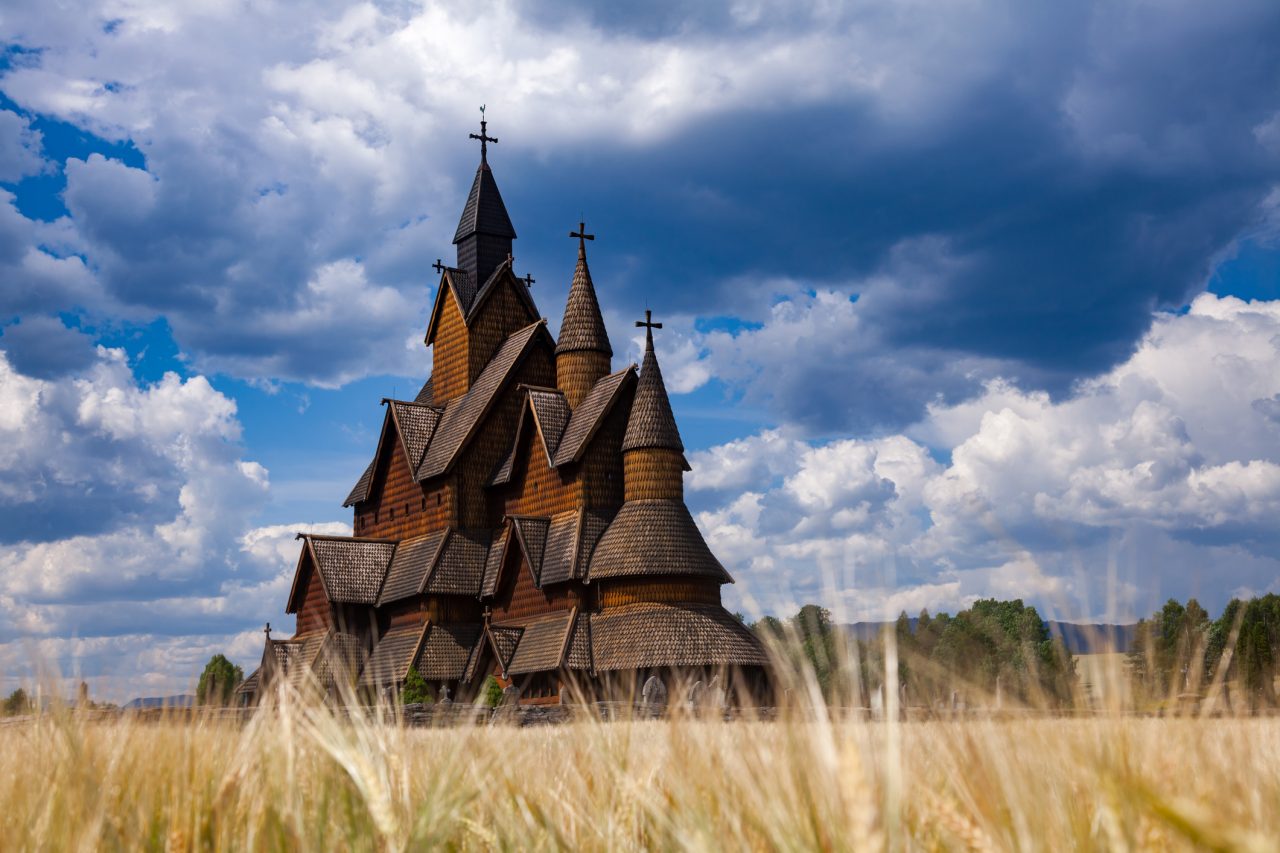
[842,620,1136,654]
[122,695,195,710]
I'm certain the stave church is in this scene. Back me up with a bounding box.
[237,116,769,707]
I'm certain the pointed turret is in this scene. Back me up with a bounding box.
[453,109,515,287]
[556,222,613,407]
[621,312,686,501]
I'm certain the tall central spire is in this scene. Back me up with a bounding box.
[453,106,516,287]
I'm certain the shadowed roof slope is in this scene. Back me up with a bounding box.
[587,500,732,583]
[453,160,516,244]
[552,367,635,466]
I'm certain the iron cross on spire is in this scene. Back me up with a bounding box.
[569,221,595,252]
[636,309,662,345]
[469,105,498,163]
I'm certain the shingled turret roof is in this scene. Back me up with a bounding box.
[453,161,516,244]
[621,315,684,453]
[556,231,612,356]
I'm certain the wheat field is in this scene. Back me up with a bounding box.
[2,695,1278,852]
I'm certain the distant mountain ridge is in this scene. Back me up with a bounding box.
[843,620,1136,654]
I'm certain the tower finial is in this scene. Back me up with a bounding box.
[569,221,595,257]
[469,105,498,164]
[264,622,272,640]
[636,309,662,350]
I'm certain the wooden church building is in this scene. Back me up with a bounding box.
[238,118,768,707]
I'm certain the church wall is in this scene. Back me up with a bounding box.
[467,278,536,386]
[556,350,611,409]
[490,536,579,621]
[579,388,632,511]
[357,437,454,540]
[623,448,685,501]
[499,422,580,519]
[432,289,470,404]
[295,564,332,637]
[455,344,555,529]
[597,577,721,608]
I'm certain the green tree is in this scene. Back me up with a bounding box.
[196,654,244,706]
[1128,598,1210,701]
[3,687,31,716]
[1206,594,1280,708]
[401,666,434,704]
[481,675,504,707]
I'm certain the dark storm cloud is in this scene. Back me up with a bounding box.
[0,315,97,378]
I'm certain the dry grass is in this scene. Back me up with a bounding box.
[2,698,1278,852]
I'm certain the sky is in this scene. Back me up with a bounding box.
[2,0,1280,700]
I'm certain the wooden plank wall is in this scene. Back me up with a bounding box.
[466,277,538,387]
[432,290,470,404]
[294,563,333,637]
[356,430,454,540]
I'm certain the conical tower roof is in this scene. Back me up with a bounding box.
[621,315,684,453]
[453,160,516,244]
[556,234,612,356]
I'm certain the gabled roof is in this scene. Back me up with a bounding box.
[480,525,509,598]
[417,622,485,681]
[287,534,397,611]
[387,400,443,473]
[586,602,768,672]
[552,367,636,466]
[586,499,732,584]
[486,623,523,675]
[424,259,539,347]
[538,510,582,587]
[506,610,576,675]
[453,160,516,244]
[424,528,493,596]
[556,240,611,356]
[509,516,550,584]
[621,328,684,454]
[417,321,551,480]
[343,459,376,507]
[488,387,572,487]
[377,529,448,606]
[359,622,429,689]
[342,399,442,508]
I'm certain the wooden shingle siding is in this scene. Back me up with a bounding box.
[295,564,332,636]
[433,289,470,404]
[467,277,539,387]
[556,350,611,409]
[623,448,685,501]
[599,577,721,608]
[581,393,631,509]
[491,537,579,621]
[500,426,580,519]
[359,433,455,540]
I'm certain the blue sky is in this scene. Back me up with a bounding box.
[2,0,1280,698]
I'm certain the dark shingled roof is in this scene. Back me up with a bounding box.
[552,367,635,466]
[621,329,684,454]
[424,528,492,596]
[235,667,260,697]
[587,500,732,583]
[506,611,575,675]
[343,458,376,507]
[588,603,768,671]
[378,530,448,606]
[487,624,523,672]
[510,516,550,584]
[359,622,428,688]
[444,267,478,317]
[576,511,613,581]
[564,613,593,670]
[555,241,611,356]
[389,400,443,471]
[306,536,397,605]
[537,511,581,586]
[461,633,489,684]
[414,375,434,405]
[480,525,509,598]
[313,632,364,688]
[453,162,516,244]
[527,389,570,459]
[418,321,547,481]
[417,623,484,681]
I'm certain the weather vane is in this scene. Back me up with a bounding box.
[469,104,497,163]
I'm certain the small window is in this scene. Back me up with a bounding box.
[437,493,443,506]
[389,507,395,520]
[404,502,410,516]
[421,497,426,511]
